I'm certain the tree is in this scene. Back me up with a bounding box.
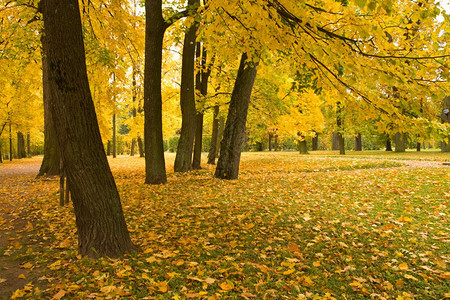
[40,0,135,257]
[174,0,200,172]
[441,96,450,152]
[215,53,258,180]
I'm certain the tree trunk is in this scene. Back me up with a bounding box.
[217,115,225,157]
[174,1,199,172]
[331,132,339,150]
[107,140,111,156]
[0,143,3,163]
[41,0,136,257]
[137,136,144,157]
[38,45,60,176]
[207,105,220,165]
[441,96,450,152]
[215,53,258,180]
[395,133,406,152]
[9,121,12,161]
[312,133,319,151]
[144,0,167,183]
[298,139,308,154]
[386,137,392,151]
[192,42,203,170]
[112,113,117,158]
[26,133,31,157]
[130,139,136,156]
[336,103,345,155]
[355,133,362,151]
[17,132,26,159]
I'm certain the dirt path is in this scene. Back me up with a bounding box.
[0,157,47,300]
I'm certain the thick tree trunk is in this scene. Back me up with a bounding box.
[41,0,136,257]
[331,132,339,150]
[215,53,258,180]
[17,132,26,159]
[144,0,167,183]
[207,105,220,165]
[112,113,117,158]
[174,1,199,172]
[298,139,308,154]
[386,137,393,151]
[441,96,450,152]
[107,140,111,156]
[38,46,60,176]
[268,133,273,151]
[395,133,406,152]
[355,133,362,151]
[312,133,319,151]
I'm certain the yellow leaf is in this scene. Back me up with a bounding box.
[283,269,295,275]
[313,261,321,267]
[100,286,115,294]
[21,262,33,269]
[157,281,169,293]
[395,279,404,288]
[219,281,234,291]
[0,278,6,284]
[11,289,26,299]
[18,274,26,279]
[398,262,409,271]
[403,274,418,281]
[302,276,314,287]
[205,277,216,285]
[439,272,450,279]
[142,273,151,281]
[52,289,66,300]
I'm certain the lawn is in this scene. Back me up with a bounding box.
[0,151,448,299]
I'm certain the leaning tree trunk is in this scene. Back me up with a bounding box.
[38,40,60,176]
[207,105,220,165]
[174,0,199,172]
[41,0,136,258]
[144,0,167,183]
[215,53,258,180]
[441,96,450,152]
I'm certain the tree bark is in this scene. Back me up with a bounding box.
[215,53,258,180]
[26,133,31,157]
[386,137,393,151]
[174,0,199,172]
[9,120,12,161]
[137,136,144,157]
[130,139,136,156]
[192,42,203,170]
[441,96,450,152]
[395,132,406,152]
[336,103,345,155]
[112,113,117,158]
[107,140,111,156]
[144,0,167,183]
[331,132,339,151]
[312,133,319,151]
[38,39,60,176]
[298,139,308,154]
[17,132,26,159]
[0,143,2,163]
[207,105,220,165]
[41,0,136,258]
[355,133,362,151]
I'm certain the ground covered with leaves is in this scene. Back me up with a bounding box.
[0,152,448,299]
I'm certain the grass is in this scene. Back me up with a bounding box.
[0,151,449,299]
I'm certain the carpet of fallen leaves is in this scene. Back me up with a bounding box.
[0,152,449,300]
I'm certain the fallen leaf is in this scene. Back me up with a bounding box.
[52,289,66,300]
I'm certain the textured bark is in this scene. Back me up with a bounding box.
[26,133,31,157]
[41,0,136,257]
[312,133,319,151]
[331,132,339,150]
[174,0,199,172]
[137,136,144,157]
[112,113,117,158]
[395,133,406,152]
[336,103,345,155]
[144,0,167,183]
[355,133,362,151]
[386,137,393,151]
[107,140,111,156]
[38,39,60,176]
[207,105,220,165]
[9,121,12,161]
[130,139,136,156]
[215,53,258,180]
[298,139,308,154]
[17,132,26,159]
[441,96,450,152]
[192,42,203,170]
